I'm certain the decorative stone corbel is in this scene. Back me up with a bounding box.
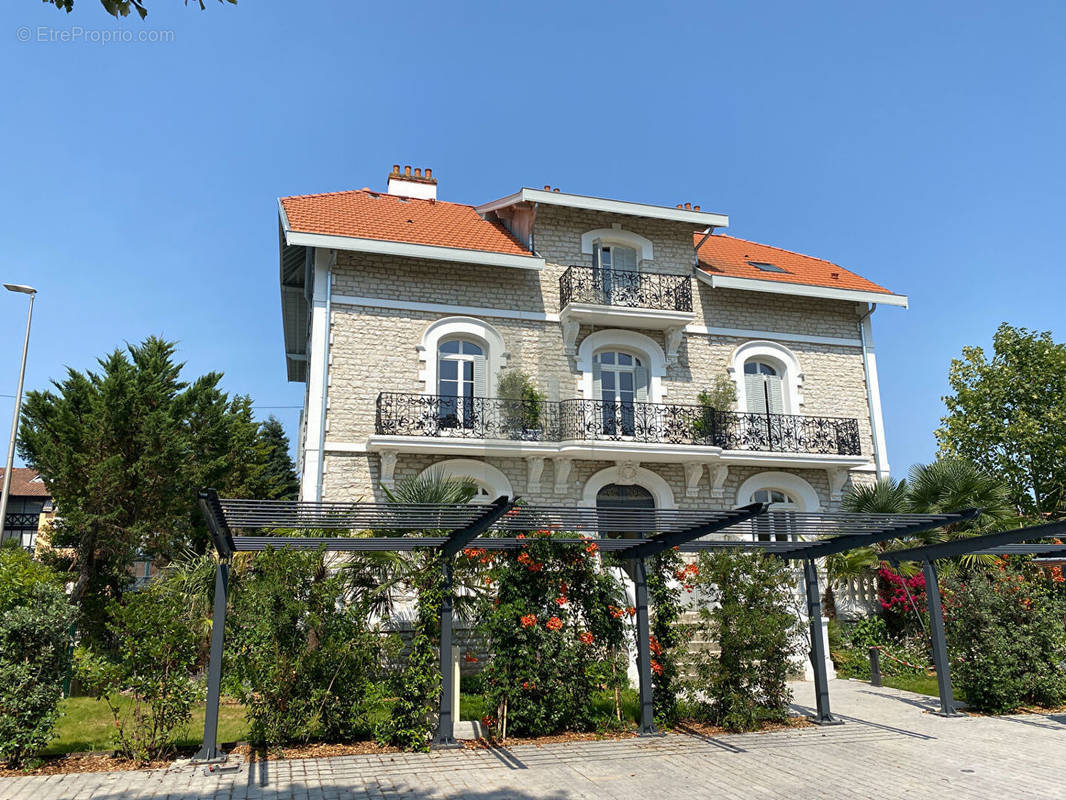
[709,463,729,500]
[561,318,580,359]
[664,326,685,366]
[379,449,398,489]
[827,467,850,504]
[526,456,545,495]
[552,457,573,494]
[684,461,704,497]
[615,459,640,485]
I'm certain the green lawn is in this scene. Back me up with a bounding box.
[878,672,961,700]
[45,696,248,756]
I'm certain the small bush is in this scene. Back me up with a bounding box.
[0,547,76,767]
[684,551,799,731]
[227,548,381,748]
[942,561,1066,713]
[76,583,199,763]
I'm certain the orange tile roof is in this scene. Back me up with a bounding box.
[280,190,530,257]
[0,468,50,498]
[696,234,895,295]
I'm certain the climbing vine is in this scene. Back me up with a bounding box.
[474,534,628,738]
[378,556,445,752]
[645,548,696,727]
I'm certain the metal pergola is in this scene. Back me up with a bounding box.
[882,518,1066,717]
[194,489,976,761]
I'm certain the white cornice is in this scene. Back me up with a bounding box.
[696,270,909,308]
[476,188,729,228]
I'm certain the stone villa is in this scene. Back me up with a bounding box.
[278,166,906,518]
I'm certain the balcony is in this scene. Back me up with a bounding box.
[558,266,695,343]
[375,393,862,456]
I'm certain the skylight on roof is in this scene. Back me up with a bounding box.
[747,261,789,274]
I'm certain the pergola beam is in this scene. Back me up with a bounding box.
[883,519,1066,564]
[619,502,765,560]
[784,508,980,561]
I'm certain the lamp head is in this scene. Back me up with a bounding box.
[3,284,35,295]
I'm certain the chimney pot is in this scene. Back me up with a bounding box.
[553,188,560,193]
[684,202,692,210]
[676,204,683,209]
[392,164,400,175]
[544,185,551,191]
[694,205,701,211]
[425,168,432,179]
[404,165,412,176]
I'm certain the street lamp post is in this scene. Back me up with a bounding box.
[0,284,37,546]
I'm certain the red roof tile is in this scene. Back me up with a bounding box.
[696,234,894,295]
[0,468,50,498]
[280,190,530,257]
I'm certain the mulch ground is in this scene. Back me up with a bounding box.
[0,715,811,776]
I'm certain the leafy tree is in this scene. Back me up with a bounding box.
[18,337,273,641]
[0,546,76,767]
[45,0,235,21]
[257,417,299,500]
[937,323,1066,516]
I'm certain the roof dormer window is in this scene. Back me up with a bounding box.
[748,261,789,273]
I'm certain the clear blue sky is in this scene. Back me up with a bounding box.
[2,1,1063,477]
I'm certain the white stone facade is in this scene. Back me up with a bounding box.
[299,201,886,514]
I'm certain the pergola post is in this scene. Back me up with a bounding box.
[923,559,962,716]
[435,558,457,745]
[633,557,656,735]
[802,558,840,725]
[195,560,230,762]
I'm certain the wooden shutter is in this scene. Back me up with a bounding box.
[472,355,487,398]
[634,365,649,402]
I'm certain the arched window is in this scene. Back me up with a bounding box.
[743,360,785,415]
[749,488,799,510]
[743,482,807,543]
[596,483,655,542]
[437,338,485,429]
[594,350,648,436]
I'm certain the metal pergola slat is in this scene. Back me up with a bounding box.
[193,489,978,762]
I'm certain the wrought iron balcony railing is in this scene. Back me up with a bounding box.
[376,393,862,456]
[559,265,692,312]
[376,393,561,442]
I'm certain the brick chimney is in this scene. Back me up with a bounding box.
[387,164,437,200]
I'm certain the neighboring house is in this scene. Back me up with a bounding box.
[0,468,53,554]
[278,166,906,517]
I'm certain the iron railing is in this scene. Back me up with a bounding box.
[559,265,692,312]
[3,512,40,531]
[376,393,560,442]
[376,393,862,455]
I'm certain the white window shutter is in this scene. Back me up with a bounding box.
[745,373,767,414]
[592,359,602,397]
[472,355,487,398]
[592,239,603,270]
[765,374,785,415]
[634,366,649,402]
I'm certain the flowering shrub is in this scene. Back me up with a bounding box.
[941,560,1066,713]
[877,566,927,636]
[474,534,627,738]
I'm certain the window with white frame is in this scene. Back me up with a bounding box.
[593,350,648,436]
[594,240,638,272]
[437,338,486,428]
[749,487,799,541]
[743,360,785,415]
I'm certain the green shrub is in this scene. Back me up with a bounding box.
[0,547,76,767]
[227,548,381,748]
[684,551,799,731]
[693,376,736,439]
[646,549,693,727]
[942,562,1066,713]
[475,535,627,738]
[76,583,199,763]
[497,370,545,434]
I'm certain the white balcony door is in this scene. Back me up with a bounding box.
[438,339,485,429]
[593,239,638,304]
[593,351,648,436]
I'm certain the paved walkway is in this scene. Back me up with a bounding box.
[4,680,1064,799]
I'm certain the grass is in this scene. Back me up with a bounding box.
[44,696,248,756]
[878,672,962,700]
